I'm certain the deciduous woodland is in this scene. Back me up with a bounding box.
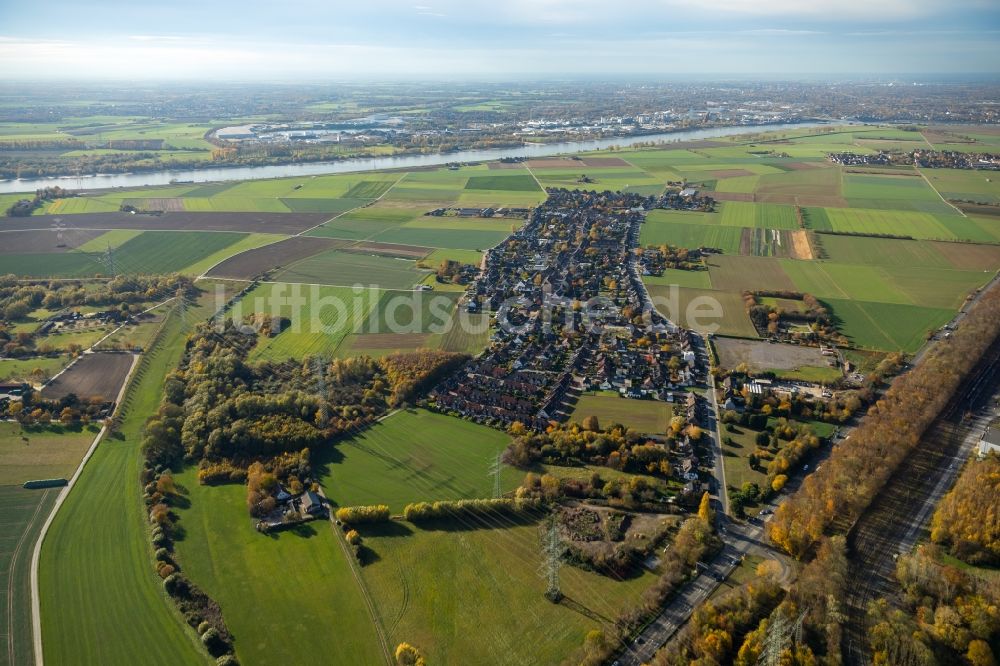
[930,454,1000,565]
[768,286,1000,558]
[872,545,1000,665]
[141,320,466,474]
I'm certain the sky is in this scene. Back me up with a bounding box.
[0,0,998,80]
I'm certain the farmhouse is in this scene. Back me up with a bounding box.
[300,490,327,517]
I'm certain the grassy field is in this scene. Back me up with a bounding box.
[569,393,673,434]
[0,355,70,383]
[417,247,484,268]
[318,409,519,511]
[822,207,962,240]
[643,268,713,289]
[719,202,799,230]
[822,298,953,352]
[842,173,941,200]
[646,284,758,338]
[359,519,657,665]
[38,299,211,666]
[923,168,1000,204]
[171,468,386,665]
[706,255,796,293]
[0,423,99,485]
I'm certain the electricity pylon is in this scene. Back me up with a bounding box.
[488,451,502,499]
[757,608,807,666]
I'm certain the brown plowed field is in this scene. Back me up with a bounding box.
[41,352,134,402]
[0,229,103,254]
[206,236,349,279]
[6,211,330,234]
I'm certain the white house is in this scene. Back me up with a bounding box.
[978,426,1000,459]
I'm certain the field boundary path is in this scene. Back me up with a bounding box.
[29,350,140,666]
[915,165,968,217]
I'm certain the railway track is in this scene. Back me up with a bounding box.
[842,339,1000,665]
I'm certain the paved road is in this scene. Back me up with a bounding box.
[616,510,795,665]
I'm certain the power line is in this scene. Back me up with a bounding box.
[539,513,565,603]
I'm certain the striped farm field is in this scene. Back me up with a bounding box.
[318,409,519,510]
[718,202,799,229]
[111,230,247,274]
[817,235,954,268]
[821,298,953,352]
[438,311,492,354]
[232,282,380,361]
[39,301,211,666]
[639,218,743,252]
[822,207,959,240]
[272,249,427,289]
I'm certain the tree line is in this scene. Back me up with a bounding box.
[768,286,1000,559]
[930,454,1000,566]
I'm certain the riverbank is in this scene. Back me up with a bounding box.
[0,121,834,195]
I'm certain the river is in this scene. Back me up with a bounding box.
[0,121,835,194]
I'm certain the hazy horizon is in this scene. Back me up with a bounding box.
[1,0,998,80]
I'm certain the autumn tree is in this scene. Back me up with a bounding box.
[698,491,714,524]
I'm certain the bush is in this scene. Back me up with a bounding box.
[197,621,212,635]
[163,573,187,596]
[200,628,227,657]
[216,656,239,666]
[402,497,541,522]
[345,529,362,546]
[335,505,391,525]
[155,547,172,562]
